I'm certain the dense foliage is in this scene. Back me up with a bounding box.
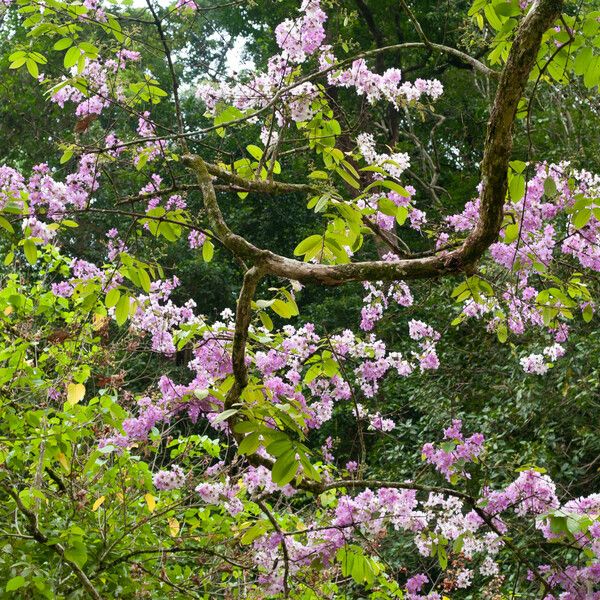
[0,0,600,598]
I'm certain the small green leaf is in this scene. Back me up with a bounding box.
[6,576,25,592]
[60,149,73,164]
[53,38,73,51]
[364,179,410,197]
[504,222,520,244]
[259,311,273,330]
[293,235,322,256]
[212,408,239,424]
[238,432,260,455]
[26,59,39,78]
[573,209,591,230]
[0,215,14,233]
[544,177,557,197]
[138,268,151,293]
[246,145,263,160]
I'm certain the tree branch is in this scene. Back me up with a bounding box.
[4,486,103,599]
[185,0,562,286]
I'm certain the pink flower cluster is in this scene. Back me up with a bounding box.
[408,319,441,371]
[422,420,485,481]
[360,279,413,331]
[321,50,443,107]
[153,465,185,490]
[446,162,600,369]
[274,0,327,63]
[196,0,443,131]
[0,156,100,252]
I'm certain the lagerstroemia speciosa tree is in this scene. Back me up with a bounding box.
[0,0,600,596]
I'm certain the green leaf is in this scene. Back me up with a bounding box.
[574,47,592,77]
[138,268,151,293]
[497,321,508,343]
[336,166,360,189]
[26,59,39,79]
[583,55,600,89]
[271,299,295,319]
[64,542,87,568]
[115,294,130,326]
[60,149,74,164]
[293,235,322,256]
[0,216,14,233]
[214,105,244,137]
[53,38,73,51]
[23,239,37,265]
[544,177,557,197]
[573,209,592,230]
[246,145,263,160]
[105,287,120,308]
[212,408,239,424]
[158,222,179,241]
[364,179,410,197]
[396,206,408,226]
[202,239,214,262]
[64,46,80,69]
[271,451,298,486]
[259,311,273,330]
[509,173,525,202]
[6,576,25,592]
[503,222,520,244]
[438,544,448,569]
[238,432,260,455]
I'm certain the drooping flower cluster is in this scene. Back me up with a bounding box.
[357,132,411,179]
[274,0,327,63]
[320,49,443,107]
[360,279,413,331]
[51,50,140,119]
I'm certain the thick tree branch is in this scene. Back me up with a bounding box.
[185,0,562,286]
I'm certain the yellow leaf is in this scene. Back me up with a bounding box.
[66,382,85,406]
[92,496,105,511]
[93,313,109,331]
[57,452,70,473]
[3,306,13,316]
[145,493,156,513]
[116,492,124,503]
[168,517,180,537]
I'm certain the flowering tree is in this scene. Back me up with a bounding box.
[1,0,600,597]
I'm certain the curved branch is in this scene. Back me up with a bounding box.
[185,0,562,286]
